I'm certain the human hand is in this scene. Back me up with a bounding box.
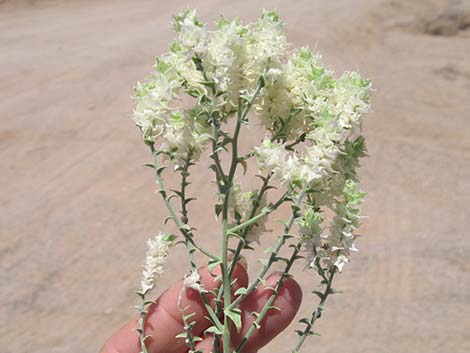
[100,262,302,353]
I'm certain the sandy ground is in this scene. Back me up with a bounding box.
[1,0,470,352]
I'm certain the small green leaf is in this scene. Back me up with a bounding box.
[224,308,242,332]
[312,291,324,300]
[238,158,248,175]
[184,312,196,321]
[205,326,223,335]
[257,276,267,286]
[208,258,222,273]
[234,287,248,296]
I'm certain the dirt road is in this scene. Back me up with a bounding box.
[1,0,469,352]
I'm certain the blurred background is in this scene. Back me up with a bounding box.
[1,0,469,352]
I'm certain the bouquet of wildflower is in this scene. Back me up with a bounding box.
[130,9,371,353]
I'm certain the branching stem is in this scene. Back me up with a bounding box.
[137,291,150,353]
[292,269,336,353]
[227,173,272,278]
[149,144,215,261]
[229,189,306,310]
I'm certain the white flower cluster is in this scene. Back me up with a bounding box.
[132,9,370,261]
[253,47,371,201]
[299,180,364,272]
[140,233,175,294]
[254,138,332,187]
[131,10,289,164]
[183,269,206,293]
[132,53,211,165]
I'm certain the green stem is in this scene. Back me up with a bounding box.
[149,144,216,260]
[227,104,297,278]
[292,181,352,352]
[229,189,306,309]
[178,290,198,353]
[196,59,233,353]
[228,174,272,278]
[221,194,232,353]
[200,292,224,331]
[209,115,228,190]
[231,187,310,353]
[271,108,299,142]
[226,191,288,236]
[228,78,264,182]
[216,77,265,353]
[137,291,149,353]
[292,269,336,353]
[234,244,302,353]
[178,152,224,332]
[179,151,198,270]
[227,98,243,182]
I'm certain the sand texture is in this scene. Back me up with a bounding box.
[1,0,469,352]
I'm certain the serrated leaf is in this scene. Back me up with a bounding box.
[238,158,248,175]
[184,312,196,321]
[214,204,223,218]
[179,224,192,232]
[205,326,223,335]
[224,308,242,332]
[167,194,179,202]
[274,256,289,265]
[257,276,267,286]
[170,189,184,197]
[208,259,222,273]
[312,291,324,300]
[234,287,248,296]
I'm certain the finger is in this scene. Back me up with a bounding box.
[232,272,302,353]
[100,263,248,353]
[194,334,260,353]
[194,334,216,353]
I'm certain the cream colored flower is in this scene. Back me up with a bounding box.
[140,233,175,294]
